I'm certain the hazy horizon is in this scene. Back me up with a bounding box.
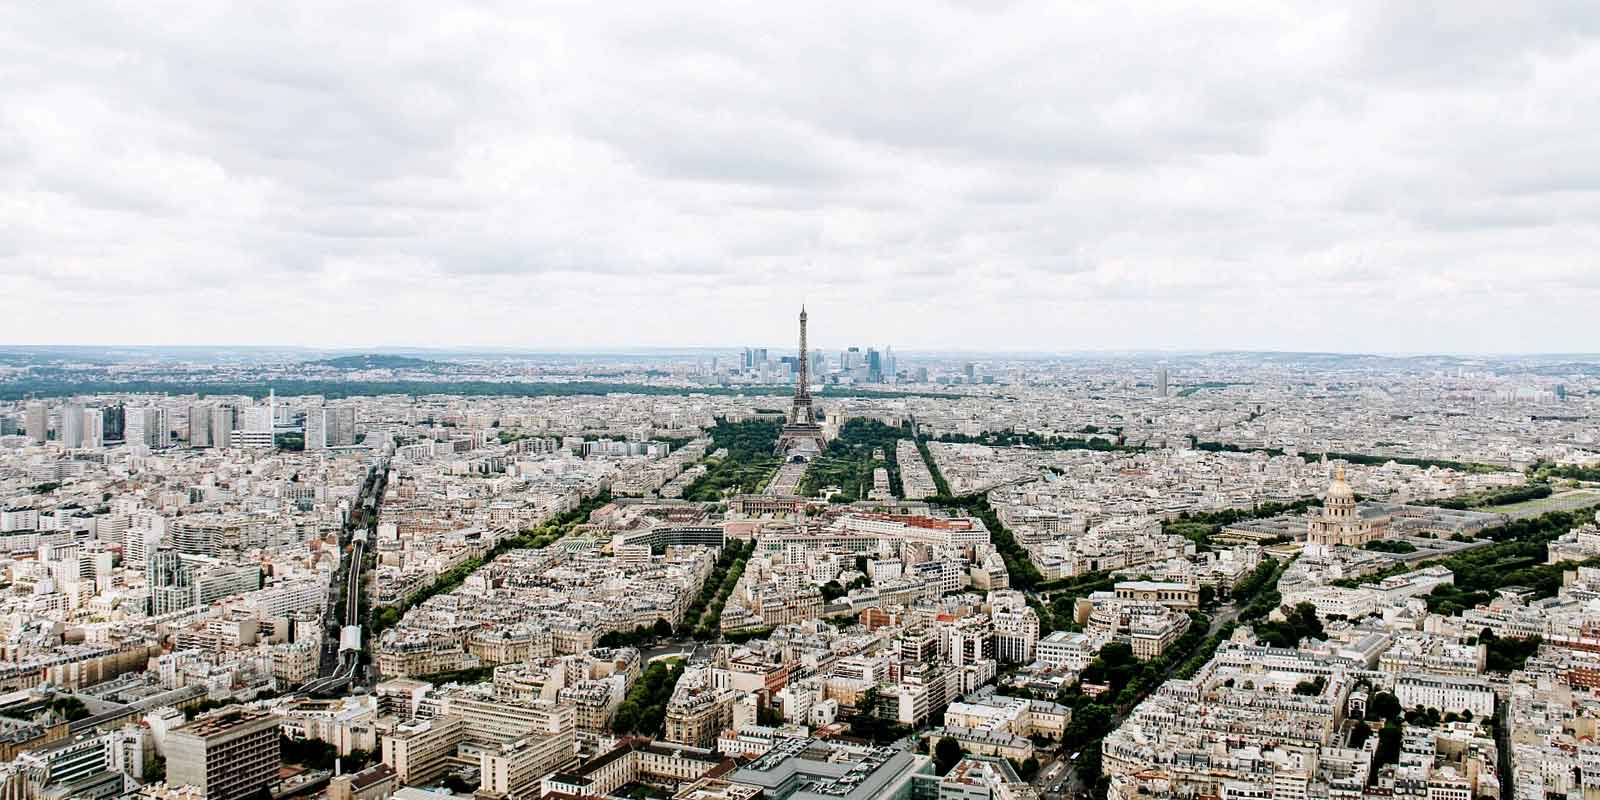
[4,342,1600,361]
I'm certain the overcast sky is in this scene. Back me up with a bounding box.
[3,2,1597,354]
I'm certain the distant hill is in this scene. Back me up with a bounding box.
[305,354,451,371]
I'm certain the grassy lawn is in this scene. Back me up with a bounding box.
[1484,490,1600,515]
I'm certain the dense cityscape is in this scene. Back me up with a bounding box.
[1,306,1598,800]
[6,3,1599,800]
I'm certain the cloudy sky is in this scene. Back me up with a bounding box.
[2,2,1597,354]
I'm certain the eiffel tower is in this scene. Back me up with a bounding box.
[775,305,828,460]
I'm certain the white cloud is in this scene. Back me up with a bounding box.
[1,1,1596,353]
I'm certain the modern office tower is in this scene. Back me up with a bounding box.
[916,366,930,383]
[241,405,273,433]
[964,363,977,384]
[843,346,860,370]
[126,406,169,449]
[885,346,897,380]
[148,545,261,616]
[237,401,275,449]
[477,702,577,797]
[103,404,124,443]
[867,348,883,382]
[82,408,104,448]
[306,406,356,449]
[25,401,48,444]
[148,548,193,615]
[189,403,214,447]
[305,408,326,450]
[211,406,236,449]
[166,708,281,800]
[60,404,85,448]
[0,413,14,436]
[1155,367,1169,398]
[382,715,465,785]
[332,406,356,445]
[123,524,161,569]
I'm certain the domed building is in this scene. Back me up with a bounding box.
[1306,465,1387,549]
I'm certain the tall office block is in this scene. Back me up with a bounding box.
[61,404,85,448]
[1155,368,1169,398]
[25,402,48,444]
[82,408,104,448]
[148,547,194,615]
[103,405,124,443]
[237,402,275,449]
[166,708,281,800]
[305,407,328,450]
[211,406,236,449]
[126,407,168,449]
[307,406,357,449]
[189,403,214,447]
[382,715,464,786]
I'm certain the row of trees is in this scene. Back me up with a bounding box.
[1190,439,1287,456]
[1325,450,1508,475]
[280,735,373,771]
[1362,539,1417,554]
[1182,442,1509,476]
[1539,464,1600,482]
[913,437,1048,589]
[1080,614,1211,708]
[928,491,1045,589]
[1030,572,1115,636]
[612,659,684,737]
[933,430,1136,452]
[596,619,675,649]
[370,491,615,635]
[1434,482,1552,509]
[1422,508,1592,615]
[679,538,754,639]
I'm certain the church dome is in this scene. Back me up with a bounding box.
[1326,466,1355,501]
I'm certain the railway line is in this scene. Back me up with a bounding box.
[296,459,386,697]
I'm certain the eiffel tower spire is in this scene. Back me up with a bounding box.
[795,305,811,410]
[776,305,827,460]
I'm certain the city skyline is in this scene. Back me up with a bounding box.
[8,4,1600,800]
[4,4,1599,353]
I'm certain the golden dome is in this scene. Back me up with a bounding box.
[1327,465,1355,501]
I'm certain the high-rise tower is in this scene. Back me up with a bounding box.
[793,306,814,425]
[775,306,827,460]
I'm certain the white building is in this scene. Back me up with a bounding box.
[1395,674,1495,718]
